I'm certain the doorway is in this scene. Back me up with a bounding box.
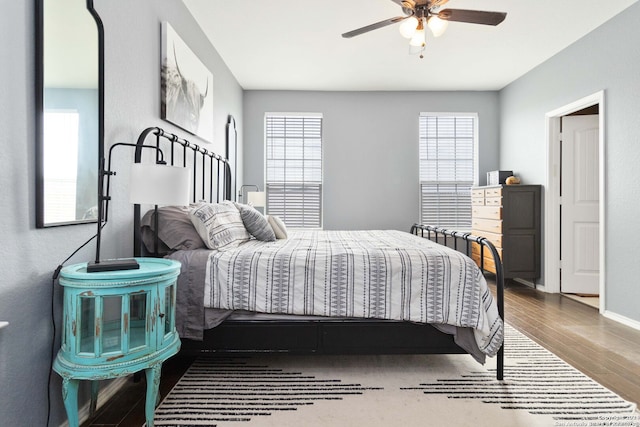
[544,91,605,313]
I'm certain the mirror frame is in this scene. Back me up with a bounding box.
[35,0,105,228]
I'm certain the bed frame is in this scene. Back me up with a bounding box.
[132,126,505,380]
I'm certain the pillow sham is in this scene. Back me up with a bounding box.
[140,205,205,254]
[189,201,251,249]
[267,215,288,239]
[234,203,276,242]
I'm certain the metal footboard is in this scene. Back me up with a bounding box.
[410,224,505,380]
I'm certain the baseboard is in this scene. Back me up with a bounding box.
[58,376,130,427]
[603,310,640,331]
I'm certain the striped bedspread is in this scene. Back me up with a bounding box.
[204,230,503,357]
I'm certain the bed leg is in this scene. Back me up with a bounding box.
[497,345,504,380]
[494,241,505,381]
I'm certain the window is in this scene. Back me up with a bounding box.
[419,113,477,229]
[265,113,323,228]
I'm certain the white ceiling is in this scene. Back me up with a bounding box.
[183,0,637,91]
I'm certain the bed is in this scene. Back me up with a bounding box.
[132,126,505,379]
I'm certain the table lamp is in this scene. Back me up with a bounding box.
[87,144,190,272]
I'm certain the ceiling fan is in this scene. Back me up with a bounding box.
[342,0,506,56]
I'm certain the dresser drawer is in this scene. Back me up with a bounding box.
[471,242,502,261]
[471,229,503,248]
[484,197,502,206]
[471,252,497,274]
[472,197,485,206]
[472,205,502,220]
[472,218,502,234]
[471,188,485,198]
[485,187,502,198]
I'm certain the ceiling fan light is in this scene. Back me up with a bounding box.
[427,16,448,37]
[409,27,426,47]
[399,16,419,38]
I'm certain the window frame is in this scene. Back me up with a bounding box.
[418,112,479,231]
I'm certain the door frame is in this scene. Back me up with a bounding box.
[544,91,606,313]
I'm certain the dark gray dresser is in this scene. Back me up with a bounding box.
[471,184,542,280]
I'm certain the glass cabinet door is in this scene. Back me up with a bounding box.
[78,297,96,355]
[158,283,176,345]
[102,296,122,353]
[129,292,148,350]
[76,291,151,357]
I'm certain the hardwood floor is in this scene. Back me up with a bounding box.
[504,282,640,406]
[82,281,640,426]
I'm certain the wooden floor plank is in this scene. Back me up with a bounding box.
[81,281,640,426]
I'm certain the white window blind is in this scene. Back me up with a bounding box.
[419,113,477,229]
[265,114,323,228]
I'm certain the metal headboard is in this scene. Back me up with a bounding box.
[132,126,232,257]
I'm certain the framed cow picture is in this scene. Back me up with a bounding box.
[161,22,214,143]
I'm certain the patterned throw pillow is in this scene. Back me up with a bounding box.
[234,203,276,241]
[266,215,288,239]
[189,201,251,249]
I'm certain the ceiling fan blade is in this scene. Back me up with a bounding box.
[437,9,506,26]
[342,16,409,38]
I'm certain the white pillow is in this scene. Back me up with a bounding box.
[266,215,288,239]
[189,201,251,249]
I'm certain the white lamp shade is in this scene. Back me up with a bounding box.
[427,16,448,37]
[399,16,419,38]
[129,163,191,206]
[247,191,266,208]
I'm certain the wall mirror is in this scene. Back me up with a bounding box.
[36,0,104,227]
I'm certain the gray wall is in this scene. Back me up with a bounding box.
[0,1,242,426]
[499,3,640,322]
[244,91,500,231]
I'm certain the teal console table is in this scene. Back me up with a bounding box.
[53,258,181,427]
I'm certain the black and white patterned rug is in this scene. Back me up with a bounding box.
[151,324,639,426]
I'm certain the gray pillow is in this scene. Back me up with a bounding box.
[234,203,276,241]
[141,205,206,253]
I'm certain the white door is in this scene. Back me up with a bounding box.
[560,115,600,294]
